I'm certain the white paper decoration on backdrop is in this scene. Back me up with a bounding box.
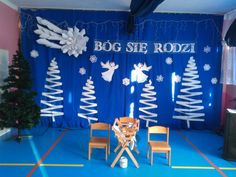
[165,57,173,65]
[203,45,211,53]
[139,80,158,127]
[78,77,98,125]
[89,55,97,63]
[211,77,218,84]
[173,56,205,128]
[203,64,211,71]
[34,16,89,58]
[40,58,64,121]
[101,61,119,82]
[174,75,181,83]
[122,78,130,86]
[156,75,164,82]
[79,67,86,75]
[132,62,152,83]
[30,50,39,58]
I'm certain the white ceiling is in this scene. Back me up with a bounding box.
[6,0,236,14]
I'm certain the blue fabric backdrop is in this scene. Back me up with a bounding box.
[21,9,223,129]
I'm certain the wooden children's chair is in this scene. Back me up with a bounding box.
[88,122,110,160]
[147,126,171,166]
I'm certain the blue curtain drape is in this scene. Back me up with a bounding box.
[221,16,236,85]
[127,0,165,33]
[21,9,223,129]
[225,19,236,46]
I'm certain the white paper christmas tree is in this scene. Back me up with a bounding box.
[78,77,98,125]
[173,56,205,128]
[139,80,158,127]
[40,58,64,121]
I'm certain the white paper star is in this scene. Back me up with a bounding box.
[34,17,89,58]
[89,55,97,63]
[122,78,130,86]
[175,75,181,83]
[204,46,211,53]
[203,64,211,71]
[79,67,86,75]
[30,50,39,58]
[211,77,218,84]
[165,57,173,65]
[156,75,164,82]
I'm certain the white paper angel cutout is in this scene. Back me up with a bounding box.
[132,62,152,83]
[101,61,119,82]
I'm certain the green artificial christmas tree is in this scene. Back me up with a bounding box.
[0,41,40,141]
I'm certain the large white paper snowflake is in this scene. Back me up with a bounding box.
[60,27,89,57]
[79,67,86,75]
[204,46,211,53]
[211,77,218,84]
[203,64,211,71]
[89,55,97,63]
[165,57,173,65]
[122,78,130,86]
[175,75,181,83]
[156,75,164,82]
[30,50,39,58]
[34,16,89,58]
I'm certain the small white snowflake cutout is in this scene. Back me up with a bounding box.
[122,78,130,86]
[79,67,86,75]
[203,64,211,71]
[175,75,181,83]
[156,75,164,82]
[211,77,218,84]
[165,57,173,65]
[204,46,211,53]
[89,55,97,63]
[30,50,39,58]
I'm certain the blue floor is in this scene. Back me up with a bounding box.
[0,128,236,177]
